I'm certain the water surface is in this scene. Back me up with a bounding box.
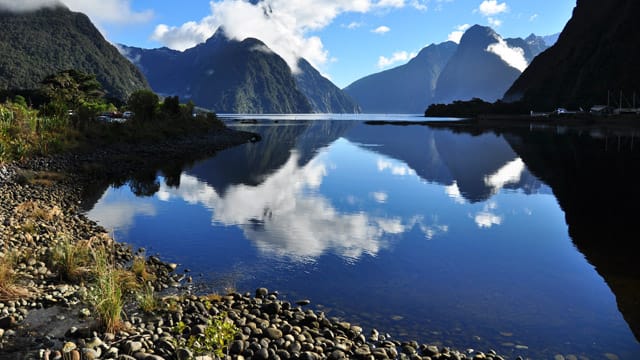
[85,118,640,359]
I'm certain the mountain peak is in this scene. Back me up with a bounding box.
[459,25,500,47]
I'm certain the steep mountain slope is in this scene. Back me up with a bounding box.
[504,0,640,109]
[0,5,148,100]
[294,59,360,113]
[122,29,357,114]
[343,42,457,113]
[122,30,311,113]
[434,25,523,104]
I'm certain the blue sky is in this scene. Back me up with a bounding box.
[20,0,575,88]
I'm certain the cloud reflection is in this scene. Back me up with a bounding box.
[87,190,157,233]
[157,152,423,262]
[473,201,502,228]
[484,158,525,194]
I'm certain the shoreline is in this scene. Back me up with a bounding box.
[1,128,513,359]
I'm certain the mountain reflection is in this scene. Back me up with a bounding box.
[156,150,439,261]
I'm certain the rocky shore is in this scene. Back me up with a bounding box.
[0,128,512,360]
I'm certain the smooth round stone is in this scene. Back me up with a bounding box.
[266,327,284,340]
[255,288,269,298]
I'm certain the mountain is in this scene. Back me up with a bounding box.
[122,29,357,114]
[541,33,560,46]
[504,0,640,110]
[294,58,360,113]
[122,29,311,113]
[0,5,148,100]
[343,42,457,114]
[508,34,548,62]
[433,25,526,104]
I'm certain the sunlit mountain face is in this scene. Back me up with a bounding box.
[85,119,640,359]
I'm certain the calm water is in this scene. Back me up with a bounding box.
[84,117,640,359]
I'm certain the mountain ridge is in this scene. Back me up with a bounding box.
[121,29,358,114]
[504,0,640,110]
[0,5,148,100]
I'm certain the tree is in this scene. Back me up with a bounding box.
[40,69,105,110]
[161,96,181,117]
[127,90,159,123]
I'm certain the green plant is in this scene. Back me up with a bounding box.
[90,248,138,332]
[137,284,158,313]
[131,256,156,282]
[48,236,93,282]
[173,313,238,358]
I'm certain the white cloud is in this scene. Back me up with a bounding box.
[486,39,528,72]
[372,25,391,34]
[377,50,417,69]
[410,0,428,11]
[484,157,525,190]
[487,16,502,27]
[375,0,405,8]
[474,201,502,228]
[86,189,157,234]
[150,0,418,74]
[377,158,417,175]
[529,13,538,22]
[447,23,471,43]
[478,0,508,16]
[0,0,60,12]
[445,181,466,204]
[344,21,363,29]
[0,0,153,24]
[371,191,389,203]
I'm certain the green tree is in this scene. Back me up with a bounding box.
[40,69,105,110]
[127,90,159,123]
[161,96,181,117]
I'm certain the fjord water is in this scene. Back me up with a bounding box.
[84,118,640,359]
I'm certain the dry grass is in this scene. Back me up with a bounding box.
[48,237,94,283]
[131,256,156,283]
[0,252,30,300]
[15,200,63,222]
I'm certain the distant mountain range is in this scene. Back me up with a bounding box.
[504,0,640,110]
[0,5,148,100]
[345,25,550,113]
[343,42,457,114]
[121,29,359,114]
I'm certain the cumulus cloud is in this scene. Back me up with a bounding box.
[343,21,363,29]
[376,50,416,69]
[372,25,391,34]
[0,0,61,12]
[487,16,502,27]
[86,190,157,234]
[473,201,502,228]
[150,0,418,73]
[477,0,507,16]
[371,191,389,203]
[377,158,417,175]
[447,23,471,43]
[486,39,528,72]
[0,0,153,24]
[444,181,466,204]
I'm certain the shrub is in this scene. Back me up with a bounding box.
[173,312,238,358]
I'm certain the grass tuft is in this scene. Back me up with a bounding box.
[0,252,30,300]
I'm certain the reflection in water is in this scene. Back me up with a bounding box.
[85,120,640,359]
[157,152,404,262]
